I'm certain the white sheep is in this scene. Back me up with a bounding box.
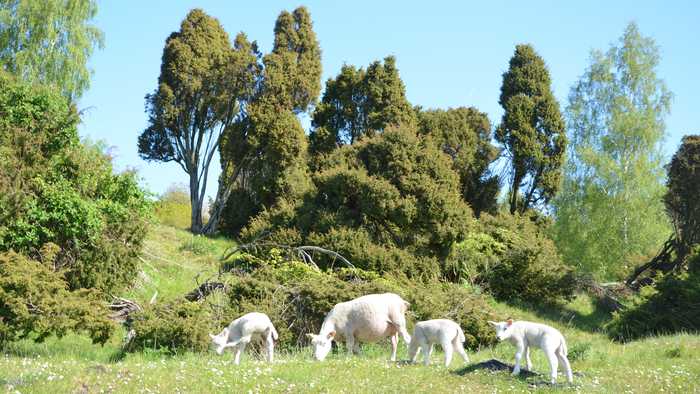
[210,312,278,365]
[408,319,470,367]
[306,293,411,361]
[488,319,573,384]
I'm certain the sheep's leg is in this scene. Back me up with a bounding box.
[512,342,525,376]
[545,350,558,384]
[408,338,421,363]
[441,339,453,367]
[390,333,398,361]
[453,336,469,363]
[233,344,243,365]
[423,344,433,366]
[525,346,532,371]
[345,333,356,357]
[556,347,573,383]
[265,334,275,363]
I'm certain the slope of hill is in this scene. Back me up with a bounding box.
[1,224,698,393]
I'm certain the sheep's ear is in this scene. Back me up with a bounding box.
[327,331,336,340]
[487,321,497,327]
[506,319,513,326]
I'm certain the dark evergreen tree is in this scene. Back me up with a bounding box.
[496,44,566,214]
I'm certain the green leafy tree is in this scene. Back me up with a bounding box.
[309,56,416,160]
[0,71,150,293]
[0,0,103,99]
[552,23,671,279]
[496,44,566,214]
[212,7,321,235]
[138,9,259,233]
[416,107,500,215]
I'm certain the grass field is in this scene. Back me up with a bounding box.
[2,224,698,393]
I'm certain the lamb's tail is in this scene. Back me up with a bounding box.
[456,325,466,343]
[268,324,279,341]
[401,300,410,313]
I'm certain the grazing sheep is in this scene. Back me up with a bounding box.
[210,312,278,365]
[408,319,470,367]
[488,319,573,384]
[306,293,411,361]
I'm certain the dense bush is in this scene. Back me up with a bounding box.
[0,249,114,345]
[239,125,474,280]
[219,252,497,350]
[126,301,214,354]
[446,213,575,304]
[0,72,151,293]
[606,248,700,341]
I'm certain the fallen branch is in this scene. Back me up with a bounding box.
[222,241,354,270]
[184,281,229,302]
[108,297,142,323]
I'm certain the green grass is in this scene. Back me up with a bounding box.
[2,223,699,393]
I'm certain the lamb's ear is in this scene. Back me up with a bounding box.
[306,333,316,339]
[209,333,216,339]
[506,319,513,326]
[327,331,336,340]
[487,321,497,327]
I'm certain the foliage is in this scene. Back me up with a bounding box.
[0,0,103,99]
[0,250,114,346]
[0,72,151,293]
[153,184,191,229]
[218,252,496,350]
[664,135,700,258]
[496,44,567,214]
[138,9,260,233]
[607,248,700,341]
[552,23,672,280]
[309,56,416,163]
[126,301,213,354]
[240,124,474,279]
[446,213,575,304]
[416,106,500,215]
[215,7,321,235]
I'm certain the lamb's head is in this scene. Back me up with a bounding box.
[487,319,513,341]
[209,327,229,355]
[306,331,335,361]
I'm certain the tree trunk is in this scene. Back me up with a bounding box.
[189,169,203,233]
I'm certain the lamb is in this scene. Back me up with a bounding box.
[408,319,470,367]
[306,293,411,361]
[210,312,278,365]
[488,319,573,384]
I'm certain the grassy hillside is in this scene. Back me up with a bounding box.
[1,224,698,393]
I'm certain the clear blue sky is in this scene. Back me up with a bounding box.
[78,1,699,200]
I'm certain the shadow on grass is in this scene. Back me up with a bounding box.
[453,358,539,378]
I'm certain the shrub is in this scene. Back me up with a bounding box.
[445,232,505,284]
[218,251,497,351]
[127,301,213,354]
[475,212,575,304]
[0,249,114,346]
[606,248,700,342]
[0,74,151,293]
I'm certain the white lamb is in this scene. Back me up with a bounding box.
[306,293,411,361]
[408,319,470,367]
[210,312,278,365]
[488,319,573,384]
